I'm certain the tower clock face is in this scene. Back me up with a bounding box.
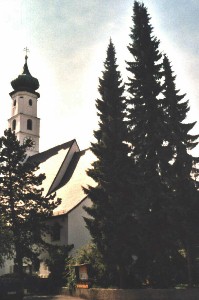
[23,136,36,150]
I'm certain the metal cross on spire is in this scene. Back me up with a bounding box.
[24,47,29,62]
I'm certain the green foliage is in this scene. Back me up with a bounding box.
[0,129,61,276]
[84,40,138,288]
[82,1,199,288]
[66,243,112,289]
[125,1,199,287]
[65,261,77,291]
[126,1,177,287]
[162,55,199,286]
[0,216,14,266]
[45,244,73,287]
[126,0,165,186]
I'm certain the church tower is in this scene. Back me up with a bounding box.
[8,53,40,156]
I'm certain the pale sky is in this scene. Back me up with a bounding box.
[0,0,199,154]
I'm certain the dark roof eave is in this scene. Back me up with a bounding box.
[47,195,89,220]
[9,90,40,98]
[28,139,76,164]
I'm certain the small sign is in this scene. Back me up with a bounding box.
[79,265,89,280]
[73,263,92,289]
[76,283,89,289]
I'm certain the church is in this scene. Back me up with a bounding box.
[0,54,96,276]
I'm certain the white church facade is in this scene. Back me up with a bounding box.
[0,54,95,277]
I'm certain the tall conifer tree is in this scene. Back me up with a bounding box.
[126,1,165,176]
[84,40,138,288]
[0,129,61,277]
[126,1,180,286]
[162,55,199,286]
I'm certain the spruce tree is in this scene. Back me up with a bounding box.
[162,55,199,286]
[84,40,138,288]
[126,0,164,173]
[0,129,61,277]
[126,1,180,287]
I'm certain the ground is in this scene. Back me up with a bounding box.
[24,296,82,300]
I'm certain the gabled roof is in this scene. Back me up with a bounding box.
[29,140,96,216]
[53,148,96,215]
[28,140,75,164]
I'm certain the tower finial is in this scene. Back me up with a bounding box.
[23,47,29,62]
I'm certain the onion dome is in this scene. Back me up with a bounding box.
[10,55,40,96]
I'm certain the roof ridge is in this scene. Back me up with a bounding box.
[28,139,76,164]
[47,140,80,195]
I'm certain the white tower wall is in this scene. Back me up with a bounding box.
[8,90,40,156]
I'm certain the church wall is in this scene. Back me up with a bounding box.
[68,197,92,254]
[45,214,68,246]
[38,214,69,277]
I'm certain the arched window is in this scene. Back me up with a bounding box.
[29,99,32,106]
[51,223,61,241]
[27,119,32,130]
[12,119,16,130]
[13,99,16,106]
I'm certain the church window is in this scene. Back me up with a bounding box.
[27,119,32,130]
[29,99,32,106]
[13,100,16,106]
[51,222,61,241]
[12,119,16,130]
[20,96,24,98]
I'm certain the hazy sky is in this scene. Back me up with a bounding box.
[0,0,199,154]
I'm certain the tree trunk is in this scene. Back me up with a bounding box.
[14,243,24,299]
[186,240,196,287]
[14,243,23,277]
[118,264,126,289]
